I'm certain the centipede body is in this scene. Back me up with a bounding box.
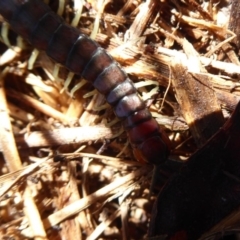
[0,0,170,165]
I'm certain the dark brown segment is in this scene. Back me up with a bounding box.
[6,0,51,42]
[106,78,137,105]
[82,48,113,83]
[93,63,127,95]
[66,35,99,74]
[122,108,152,129]
[47,24,80,65]
[114,94,145,118]
[31,12,63,50]
[0,0,18,20]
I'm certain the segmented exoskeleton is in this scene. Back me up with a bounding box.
[0,0,170,164]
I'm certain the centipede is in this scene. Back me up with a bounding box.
[0,0,170,165]
[3,1,240,240]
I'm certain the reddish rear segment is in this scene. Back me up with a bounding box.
[0,0,170,164]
